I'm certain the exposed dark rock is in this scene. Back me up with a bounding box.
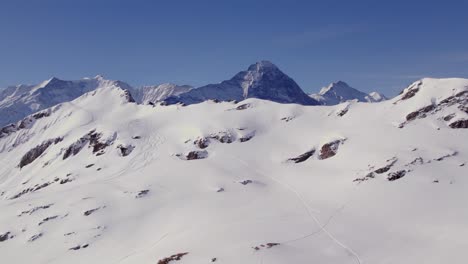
[0,110,51,139]
[178,150,208,160]
[401,87,420,100]
[59,178,73,184]
[239,180,253,185]
[406,104,435,121]
[63,137,88,160]
[38,215,59,226]
[239,132,255,142]
[449,119,468,128]
[85,164,95,168]
[400,89,467,128]
[435,151,458,161]
[135,189,150,198]
[253,243,280,251]
[18,203,53,217]
[266,242,280,248]
[157,252,189,264]
[117,144,135,156]
[10,181,52,200]
[337,108,349,117]
[353,172,375,182]
[63,130,115,160]
[407,157,424,166]
[239,136,253,142]
[19,137,63,168]
[387,170,407,181]
[69,244,89,251]
[236,103,251,110]
[0,124,17,139]
[211,257,217,262]
[374,166,391,174]
[194,137,209,149]
[0,232,11,242]
[209,132,234,143]
[281,116,294,122]
[288,149,315,163]
[319,140,344,160]
[28,233,43,242]
[122,89,136,103]
[459,105,468,114]
[443,114,456,121]
[216,187,225,193]
[374,158,398,174]
[84,207,102,216]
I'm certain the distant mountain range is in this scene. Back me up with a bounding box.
[0,61,388,126]
[309,81,387,105]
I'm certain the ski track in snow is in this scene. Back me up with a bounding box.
[232,155,362,264]
[115,232,170,264]
[96,120,166,190]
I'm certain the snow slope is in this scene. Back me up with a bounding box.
[310,81,387,105]
[0,78,467,264]
[0,75,134,127]
[165,61,319,105]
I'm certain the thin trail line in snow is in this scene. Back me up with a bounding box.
[232,155,362,264]
[115,232,170,264]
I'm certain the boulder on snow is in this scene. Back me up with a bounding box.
[177,150,208,160]
[236,103,251,110]
[319,140,345,160]
[191,131,236,149]
[117,144,135,156]
[387,170,407,181]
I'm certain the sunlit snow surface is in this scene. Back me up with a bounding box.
[0,78,467,264]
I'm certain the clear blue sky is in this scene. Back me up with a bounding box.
[1,0,468,96]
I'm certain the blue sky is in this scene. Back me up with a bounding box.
[1,0,468,96]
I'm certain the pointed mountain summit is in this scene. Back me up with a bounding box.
[164,61,319,105]
[310,81,386,105]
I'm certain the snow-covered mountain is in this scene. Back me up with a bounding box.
[0,77,466,264]
[0,75,134,127]
[310,81,387,105]
[132,83,193,105]
[164,61,319,105]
